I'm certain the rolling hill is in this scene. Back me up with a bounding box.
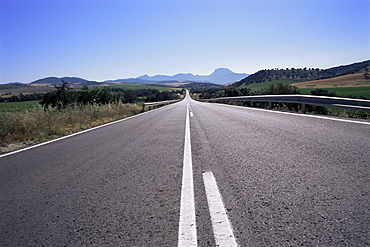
[231,60,370,87]
[30,77,100,86]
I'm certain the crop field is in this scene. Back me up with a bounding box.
[240,76,370,99]
[291,73,370,88]
[0,84,55,97]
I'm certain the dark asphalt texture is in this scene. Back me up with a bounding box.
[1,95,369,246]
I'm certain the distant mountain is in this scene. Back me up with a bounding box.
[125,68,249,85]
[13,68,248,86]
[6,82,26,85]
[104,78,151,83]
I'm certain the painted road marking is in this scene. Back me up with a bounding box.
[203,171,238,247]
[178,103,197,246]
[189,104,194,117]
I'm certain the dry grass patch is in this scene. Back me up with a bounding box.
[0,103,141,153]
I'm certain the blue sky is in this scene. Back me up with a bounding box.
[0,0,369,83]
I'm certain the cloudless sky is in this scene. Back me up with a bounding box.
[0,0,369,83]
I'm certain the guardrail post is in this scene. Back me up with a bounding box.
[250,101,253,107]
[268,101,272,110]
[142,104,145,112]
[301,103,306,114]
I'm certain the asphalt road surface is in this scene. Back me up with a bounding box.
[1,92,369,246]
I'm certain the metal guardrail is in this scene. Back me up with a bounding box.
[142,99,181,111]
[198,95,370,113]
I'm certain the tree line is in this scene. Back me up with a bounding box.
[38,81,181,109]
[0,93,45,103]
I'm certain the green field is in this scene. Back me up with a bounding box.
[0,101,41,113]
[241,80,297,92]
[299,87,370,99]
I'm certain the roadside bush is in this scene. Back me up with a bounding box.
[256,83,300,95]
[311,89,337,97]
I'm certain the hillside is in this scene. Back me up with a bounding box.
[231,60,370,87]
[291,73,370,89]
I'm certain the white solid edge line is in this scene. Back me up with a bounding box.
[178,103,197,246]
[0,102,181,158]
[203,171,238,247]
[208,102,370,125]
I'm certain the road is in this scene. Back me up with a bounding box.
[1,92,369,246]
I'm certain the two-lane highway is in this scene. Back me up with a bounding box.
[1,92,369,246]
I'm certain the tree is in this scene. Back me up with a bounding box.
[123,90,137,103]
[40,80,75,109]
[224,87,241,97]
[76,86,122,105]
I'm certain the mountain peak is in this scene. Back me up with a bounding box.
[214,68,233,73]
[210,68,234,77]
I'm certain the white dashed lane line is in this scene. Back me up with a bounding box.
[178,103,197,246]
[203,171,238,247]
[178,101,237,246]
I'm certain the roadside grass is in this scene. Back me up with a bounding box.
[325,107,370,119]
[0,100,40,113]
[0,103,142,153]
